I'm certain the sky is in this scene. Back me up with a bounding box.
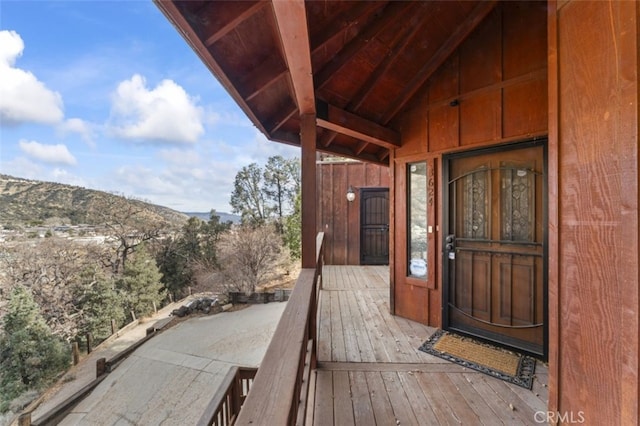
[0,0,300,214]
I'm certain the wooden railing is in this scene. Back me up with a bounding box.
[234,232,325,426]
[197,367,257,426]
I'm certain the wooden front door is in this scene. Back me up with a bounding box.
[360,188,389,265]
[443,142,546,357]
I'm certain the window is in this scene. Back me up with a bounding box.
[408,162,428,279]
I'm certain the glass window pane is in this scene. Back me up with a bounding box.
[408,162,427,279]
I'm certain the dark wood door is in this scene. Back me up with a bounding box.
[360,188,389,265]
[444,142,546,357]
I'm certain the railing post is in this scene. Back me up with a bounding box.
[86,332,93,354]
[72,341,80,365]
[96,357,106,378]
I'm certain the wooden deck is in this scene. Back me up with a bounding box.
[311,265,548,425]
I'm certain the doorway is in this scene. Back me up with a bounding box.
[443,141,547,357]
[360,188,389,265]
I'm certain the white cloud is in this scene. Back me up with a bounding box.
[0,30,64,126]
[108,74,204,144]
[18,140,77,166]
[0,156,43,179]
[50,168,86,187]
[157,148,201,165]
[58,118,96,147]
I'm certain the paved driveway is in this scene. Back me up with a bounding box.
[57,302,286,425]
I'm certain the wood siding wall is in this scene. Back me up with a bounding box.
[391,1,548,325]
[317,161,390,265]
[549,1,640,423]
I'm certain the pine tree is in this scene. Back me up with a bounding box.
[0,286,70,412]
[117,245,166,318]
[75,268,126,342]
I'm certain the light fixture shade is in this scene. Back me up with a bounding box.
[346,186,356,202]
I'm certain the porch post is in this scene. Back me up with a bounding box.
[300,113,317,268]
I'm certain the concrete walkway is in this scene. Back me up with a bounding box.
[32,302,286,425]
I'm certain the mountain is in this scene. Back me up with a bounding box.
[0,174,189,229]
[184,211,241,224]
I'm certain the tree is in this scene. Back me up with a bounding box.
[283,191,302,259]
[0,237,104,340]
[0,286,70,412]
[157,236,193,299]
[263,156,300,233]
[90,197,166,274]
[157,217,199,298]
[216,225,290,295]
[156,212,232,298]
[198,210,232,270]
[116,245,166,318]
[230,163,268,225]
[74,268,125,342]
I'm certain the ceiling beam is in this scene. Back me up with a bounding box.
[271,0,315,115]
[316,101,400,149]
[381,0,498,124]
[320,143,388,166]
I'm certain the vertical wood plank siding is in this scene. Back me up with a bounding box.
[551,1,640,423]
[316,161,390,265]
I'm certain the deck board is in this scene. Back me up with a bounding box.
[349,371,376,426]
[313,370,334,426]
[380,371,419,425]
[333,371,355,425]
[395,371,440,425]
[365,372,397,425]
[310,265,549,425]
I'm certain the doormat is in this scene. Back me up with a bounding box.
[418,329,536,389]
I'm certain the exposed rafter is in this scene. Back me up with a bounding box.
[381,0,499,124]
[348,3,433,111]
[309,2,386,57]
[271,0,315,115]
[242,55,288,101]
[267,104,298,135]
[316,101,400,149]
[203,1,268,46]
[313,1,414,92]
[319,131,338,148]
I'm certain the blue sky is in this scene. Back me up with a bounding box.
[0,0,300,213]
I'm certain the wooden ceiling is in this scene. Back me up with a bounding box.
[155,0,497,166]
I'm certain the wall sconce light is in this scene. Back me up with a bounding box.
[346,185,356,202]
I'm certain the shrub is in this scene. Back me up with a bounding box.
[217,224,290,295]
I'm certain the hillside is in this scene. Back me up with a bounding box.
[0,174,189,229]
